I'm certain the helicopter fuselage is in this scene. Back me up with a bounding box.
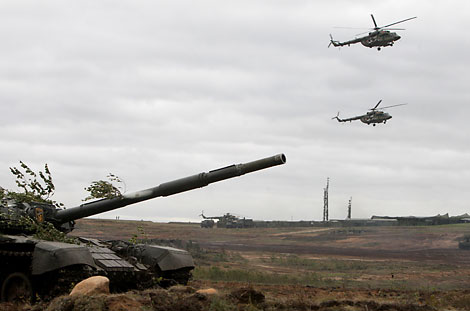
[360,111,392,124]
[360,30,400,48]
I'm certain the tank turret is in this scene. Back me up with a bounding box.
[0,154,286,302]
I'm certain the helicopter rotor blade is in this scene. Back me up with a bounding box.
[370,99,382,110]
[371,14,378,29]
[333,26,371,30]
[380,103,408,109]
[355,27,405,37]
[380,16,417,29]
[382,28,406,31]
[355,30,371,37]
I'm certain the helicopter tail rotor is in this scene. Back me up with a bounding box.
[328,34,333,47]
[328,34,340,48]
[332,112,341,121]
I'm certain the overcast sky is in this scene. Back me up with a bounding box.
[1,1,469,222]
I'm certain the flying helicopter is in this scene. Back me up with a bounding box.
[329,14,417,51]
[332,100,407,126]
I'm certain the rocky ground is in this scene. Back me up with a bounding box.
[3,281,470,311]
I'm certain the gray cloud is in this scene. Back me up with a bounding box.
[1,1,469,222]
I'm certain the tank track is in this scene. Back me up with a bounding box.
[159,267,193,287]
[0,246,95,301]
[35,266,95,300]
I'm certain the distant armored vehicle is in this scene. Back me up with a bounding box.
[0,154,286,302]
[200,219,215,228]
[201,212,254,228]
[459,235,470,250]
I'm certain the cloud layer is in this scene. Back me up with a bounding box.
[1,1,469,222]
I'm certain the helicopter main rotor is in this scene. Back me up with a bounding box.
[353,15,417,37]
[369,99,407,111]
[376,15,417,30]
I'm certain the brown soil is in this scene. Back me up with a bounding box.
[3,220,470,310]
[5,284,470,311]
[71,220,470,266]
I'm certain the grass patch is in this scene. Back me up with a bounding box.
[192,253,464,290]
[190,246,248,266]
[265,255,370,271]
[193,266,327,286]
[264,254,455,274]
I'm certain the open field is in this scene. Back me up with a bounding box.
[70,219,470,290]
[4,219,470,310]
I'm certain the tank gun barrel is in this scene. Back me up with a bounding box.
[55,154,286,223]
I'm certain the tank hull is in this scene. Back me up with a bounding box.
[0,235,194,302]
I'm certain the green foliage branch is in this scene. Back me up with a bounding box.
[2,161,63,208]
[83,173,124,201]
[0,162,77,243]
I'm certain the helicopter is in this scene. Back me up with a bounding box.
[332,100,407,126]
[329,14,417,51]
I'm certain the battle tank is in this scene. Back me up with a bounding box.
[458,234,470,250]
[0,154,286,302]
[200,212,254,228]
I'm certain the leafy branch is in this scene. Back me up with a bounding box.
[0,212,77,243]
[83,173,125,201]
[4,162,63,208]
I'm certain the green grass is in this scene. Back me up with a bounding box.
[265,255,370,271]
[193,265,467,290]
[193,266,326,286]
[192,252,463,290]
[263,254,455,274]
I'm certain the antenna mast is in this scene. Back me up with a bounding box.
[323,178,329,222]
[347,197,352,219]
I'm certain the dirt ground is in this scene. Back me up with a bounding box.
[72,219,470,265]
[3,281,470,311]
[69,220,470,287]
[3,220,470,310]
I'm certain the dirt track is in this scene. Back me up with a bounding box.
[199,240,470,265]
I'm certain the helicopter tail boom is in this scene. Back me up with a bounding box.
[328,34,362,48]
[332,112,345,122]
[332,112,363,123]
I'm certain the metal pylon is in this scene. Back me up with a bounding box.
[323,178,329,222]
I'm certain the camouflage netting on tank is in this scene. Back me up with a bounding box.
[0,212,77,244]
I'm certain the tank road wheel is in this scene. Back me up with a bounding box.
[1,272,33,303]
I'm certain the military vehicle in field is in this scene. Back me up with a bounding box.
[459,234,470,250]
[0,154,286,302]
[200,212,254,228]
[200,219,215,228]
